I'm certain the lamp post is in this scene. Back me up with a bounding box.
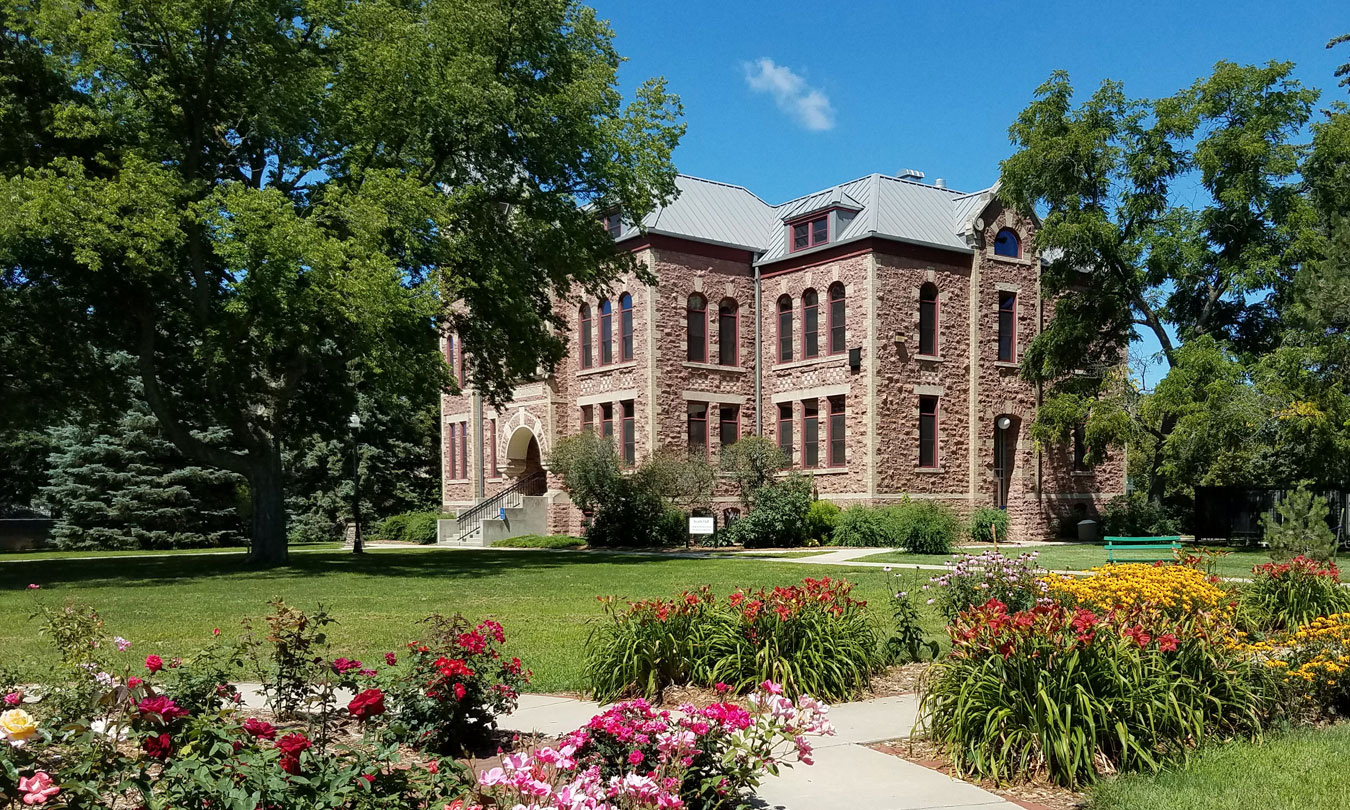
[348,412,363,555]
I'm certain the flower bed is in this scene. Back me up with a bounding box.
[1233,612,1350,716]
[1239,556,1350,630]
[587,577,878,702]
[926,550,1048,620]
[1045,562,1231,619]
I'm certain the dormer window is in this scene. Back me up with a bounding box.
[603,211,622,235]
[790,215,829,252]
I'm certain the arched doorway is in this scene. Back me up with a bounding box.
[504,426,546,491]
[992,414,1021,509]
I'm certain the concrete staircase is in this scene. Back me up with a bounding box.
[438,472,549,547]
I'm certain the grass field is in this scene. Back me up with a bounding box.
[1087,724,1350,810]
[0,548,933,693]
[858,543,1300,580]
[0,543,342,562]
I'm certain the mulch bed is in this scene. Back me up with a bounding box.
[869,736,1087,810]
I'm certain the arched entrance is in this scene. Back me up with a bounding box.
[504,426,545,486]
[992,414,1021,509]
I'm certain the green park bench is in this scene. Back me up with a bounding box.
[1104,535,1183,564]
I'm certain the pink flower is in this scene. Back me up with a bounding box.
[628,749,645,765]
[137,696,188,722]
[331,657,362,675]
[714,682,729,694]
[385,652,398,666]
[18,771,59,805]
[759,681,783,695]
[3,692,21,706]
[27,584,40,590]
[114,637,131,652]
[212,628,221,637]
[144,655,163,673]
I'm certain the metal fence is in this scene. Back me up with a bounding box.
[1193,486,1349,545]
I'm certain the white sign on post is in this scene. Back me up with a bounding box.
[688,516,715,536]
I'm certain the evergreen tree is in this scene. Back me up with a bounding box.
[41,401,244,550]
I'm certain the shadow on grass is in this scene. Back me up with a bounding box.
[0,548,772,590]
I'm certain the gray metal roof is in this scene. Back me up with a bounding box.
[619,172,995,265]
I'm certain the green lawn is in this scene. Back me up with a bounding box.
[858,543,1298,580]
[0,543,341,562]
[1087,724,1350,810]
[0,549,935,693]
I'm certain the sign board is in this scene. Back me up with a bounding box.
[688,516,716,536]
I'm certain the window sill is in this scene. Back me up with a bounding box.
[1071,470,1096,477]
[985,252,1035,266]
[914,355,943,363]
[773,354,847,372]
[578,361,639,377]
[683,362,747,373]
[993,361,1019,370]
[914,466,945,474]
[804,466,849,476]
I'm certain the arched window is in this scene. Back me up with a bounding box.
[718,298,738,366]
[686,293,707,362]
[618,293,634,361]
[993,228,1021,258]
[828,282,846,354]
[599,298,613,365]
[578,304,593,369]
[918,282,939,357]
[777,295,793,362]
[802,288,819,359]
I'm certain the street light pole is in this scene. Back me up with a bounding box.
[349,412,363,555]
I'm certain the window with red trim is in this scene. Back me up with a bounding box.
[997,291,1017,362]
[802,289,819,359]
[578,304,593,369]
[993,228,1020,258]
[458,420,469,480]
[802,401,819,468]
[599,299,613,365]
[717,298,738,366]
[601,403,614,440]
[777,296,793,362]
[619,293,634,361]
[790,215,829,252]
[719,404,740,449]
[777,403,793,465]
[687,402,708,457]
[603,211,622,235]
[447,423,458,479]
[919,283,939,357]
[919,396,938,468]
[827,396,845,467]
[622,400,636,466]
[686,293,707,362]
[828,283,846,354]
[580,405,594,432]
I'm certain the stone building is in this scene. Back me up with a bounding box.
[439,170,1125,544]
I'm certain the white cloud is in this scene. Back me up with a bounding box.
[742,58,836,132]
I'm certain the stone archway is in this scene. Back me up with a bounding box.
[504,426,545,481]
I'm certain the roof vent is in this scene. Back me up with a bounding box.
[898,168,925,181]
[933,178,946,189]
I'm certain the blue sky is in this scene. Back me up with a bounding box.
[592,0,1346,376]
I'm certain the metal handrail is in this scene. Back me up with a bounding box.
[452,470,547,543]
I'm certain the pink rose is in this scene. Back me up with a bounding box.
[18,771,59,805]
[144,655,163,673]
[3,691,21,706]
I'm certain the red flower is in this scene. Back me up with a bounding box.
[332,657,362,675]
[385,652,398,666]
[1123,625,1151,648]
[276,732,312,756]
[138,695,188,722]
[243,718,277,740]
[126,677,144,689]
[457,632,488,655]
[1157,633,1179,653]
[145,655,163,673]
[453,683,467,700]
[347,688,387,721]
[434,657,474,679]
[142,732,173,760]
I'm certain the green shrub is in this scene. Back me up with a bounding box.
[897,501,960,554]
[490,534,585,549]
[804,499,841,544]
[373,512,411,542]
[968,507,1009,544]
[1263,486,1338,562]
[831,504,904,547]
[393,512,446,544]
[722,473,811,548]
[586,477,685,547]
[587,587,717,701]
[1241,556,1350,630]
[1102,493,1186,536]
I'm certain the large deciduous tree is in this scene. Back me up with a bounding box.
[0,0,683,563]
[1000,61,1319,501]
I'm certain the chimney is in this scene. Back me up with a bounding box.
[898,168,925,181]
[933,178,946,189]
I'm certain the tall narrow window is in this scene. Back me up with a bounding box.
[802,289,819,359]
[827,397,846,467]
[446,334,457,381]
[1073,423,1089,472]
[447,423,458,479]
[828,283,846,354]
[580,405,594,432]
[619,293,634,361]
[687,402,708,457]
[487,419,499,478]
[919,396,938,468]
[622,401,636,466]
[719,405,740,449]
[777,296,793,362]
[918,283,939,357]
[777,403,794,464]
[993,228,1021,258]
[457,341,466,385]
[459,421,469,481]
[686,293,707,362]
[578,304,593,369]
[601,403,614,440]
[718,298,738,366]
[802,401,819,468]
[599,298,613,365]
[997,291,1017,362]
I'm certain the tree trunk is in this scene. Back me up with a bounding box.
[246,443,289,565]
[1146,413,1179,506]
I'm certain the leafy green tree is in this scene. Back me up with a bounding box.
[547,432,623,515]
[1000,62,1318,501]
[0,0,682,563]
[719,436,789,509]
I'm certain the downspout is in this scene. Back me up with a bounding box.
[753,253,763,435]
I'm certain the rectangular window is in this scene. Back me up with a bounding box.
[777,302,793,362]
[1073,423,1089,471]
[919,396,938,468]
[792,222,809,251]
[604,212,622,235]
[488,419,499,477]
[997,291,1017,362]
[622,401,636,466]
[687,402,708,457]
[777,403,793,464]
[719,405,740,449]
[601,403,614,441]
[581,405,593,432]
[448,423,458,479]
[811,217,828,245]
[459,420,469,481]
[827,397,846,467]
[789,215,829,252]
[803,295,819,358]
[802,400,819,469]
